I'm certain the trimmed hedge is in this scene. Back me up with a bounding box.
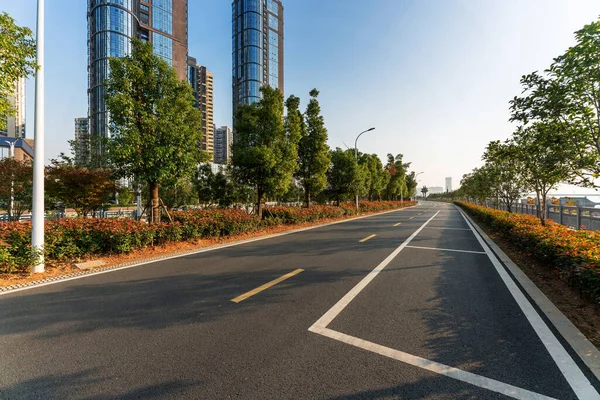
[456,201,600,303]
[0,201,416,273]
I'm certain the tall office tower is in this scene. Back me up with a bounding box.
[1,77,26,138]
[187,57,214,155]
[214,125,233,164]
[88,0,189,151]
[445,177,452,192]
[232,0,284,119]
[74,117,90,167]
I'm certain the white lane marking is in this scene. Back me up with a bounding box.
[423,227,471,231]
[0,206,418,297]
[309,212,439,331]
[458,208,600,400]
[313,327,557,400]
[405,245,486,255]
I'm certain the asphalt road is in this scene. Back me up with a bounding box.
[0,202,598,399]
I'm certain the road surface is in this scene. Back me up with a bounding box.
[1,202,598,399]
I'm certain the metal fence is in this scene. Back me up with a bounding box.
[0,210,137,223]
[493,202,600,231]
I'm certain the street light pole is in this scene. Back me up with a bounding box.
[2,140,16,221]
[414,171,424,201]
[31,0,45,273]
[354,127,375,212]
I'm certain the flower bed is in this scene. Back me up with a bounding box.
[456,201,600,303]
[0,201,416,274]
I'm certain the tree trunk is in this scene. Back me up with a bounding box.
[540,192,548,226]
[305,190,311,209]
[256,186,264,219]
[150,182,160,224]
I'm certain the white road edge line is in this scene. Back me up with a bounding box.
[308,211,439,332]
[405,245,486,255]
[313,327,556,400]
[458,208,600,400]
[423,227,471,231]
[0,206,417,297]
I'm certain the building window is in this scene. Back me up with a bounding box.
[152,6,172,34]
[268,14,278,31]
[266,0,278,15]
[152,32,173,64]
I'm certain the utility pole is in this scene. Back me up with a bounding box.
[31,0,45,273]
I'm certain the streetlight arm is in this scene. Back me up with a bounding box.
[354,127,375,158]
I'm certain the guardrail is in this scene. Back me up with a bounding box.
[493,202,600,230]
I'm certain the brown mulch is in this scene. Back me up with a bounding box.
[478,222,600,349]
[0,210,392,289]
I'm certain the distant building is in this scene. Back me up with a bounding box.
[73,118,90,166]
[213,125,232,164]
[232,0,284,121]
[1,77,26,139]
[428,186,445,195]
[88,0,189,154]
[445,177,452,192]
[0,137,34,161]
[187,57,214,155]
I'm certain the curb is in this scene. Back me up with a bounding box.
[459,206,600,382]
[0,204,418,296]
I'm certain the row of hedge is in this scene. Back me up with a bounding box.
[456,201,600,303]
[0,201,416,273]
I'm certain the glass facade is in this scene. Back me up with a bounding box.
[152,32,173,64]
[232,0,283,115]
[88,0,137,140]
[89,0,181,147]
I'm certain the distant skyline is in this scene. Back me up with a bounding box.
[3,0,600,193]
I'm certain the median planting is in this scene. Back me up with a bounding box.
[0,201,416,274]
[456,201,600,303]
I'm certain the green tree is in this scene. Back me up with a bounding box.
[421,185,429,199]
[510,19,600,187]
[327,148,362,206]
[0,158,33,220]
[161,177,197,210]
[45,165,116,217]
[231,86,300,218]
[512,123,577,224]
[0,12,37,131]
[483,141,528,212]
[117,186,134,206]
[296,89,330,207]
[104,39,203,223]
[385,154,410,200]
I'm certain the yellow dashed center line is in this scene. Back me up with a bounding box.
[409,217,414,220]
[394,222,402,227]
[231,269,304,303]
[359,234,377,243]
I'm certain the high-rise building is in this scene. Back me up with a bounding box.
[214,125,233,164]
[1,77,26,139]
[187,57,214,155]
[232,0,284,119]
[88,0,189,148]
[74,117,90,166]
[445,177,452,192]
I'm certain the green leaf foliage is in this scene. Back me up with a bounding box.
[0,12,37,131]
[296,89,330,207]
[231,86,299,217]
[104,39,203,221]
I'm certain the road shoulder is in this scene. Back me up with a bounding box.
[459,206,600,383]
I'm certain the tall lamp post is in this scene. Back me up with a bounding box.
[31,0,45,273]
[414,172,424,201]
[354,127,375,211]
[2,140,16,221]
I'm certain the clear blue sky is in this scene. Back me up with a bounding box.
[3,0,600,191]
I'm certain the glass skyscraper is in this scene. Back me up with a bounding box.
[88,0,188,150]
[232,0,284,117]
